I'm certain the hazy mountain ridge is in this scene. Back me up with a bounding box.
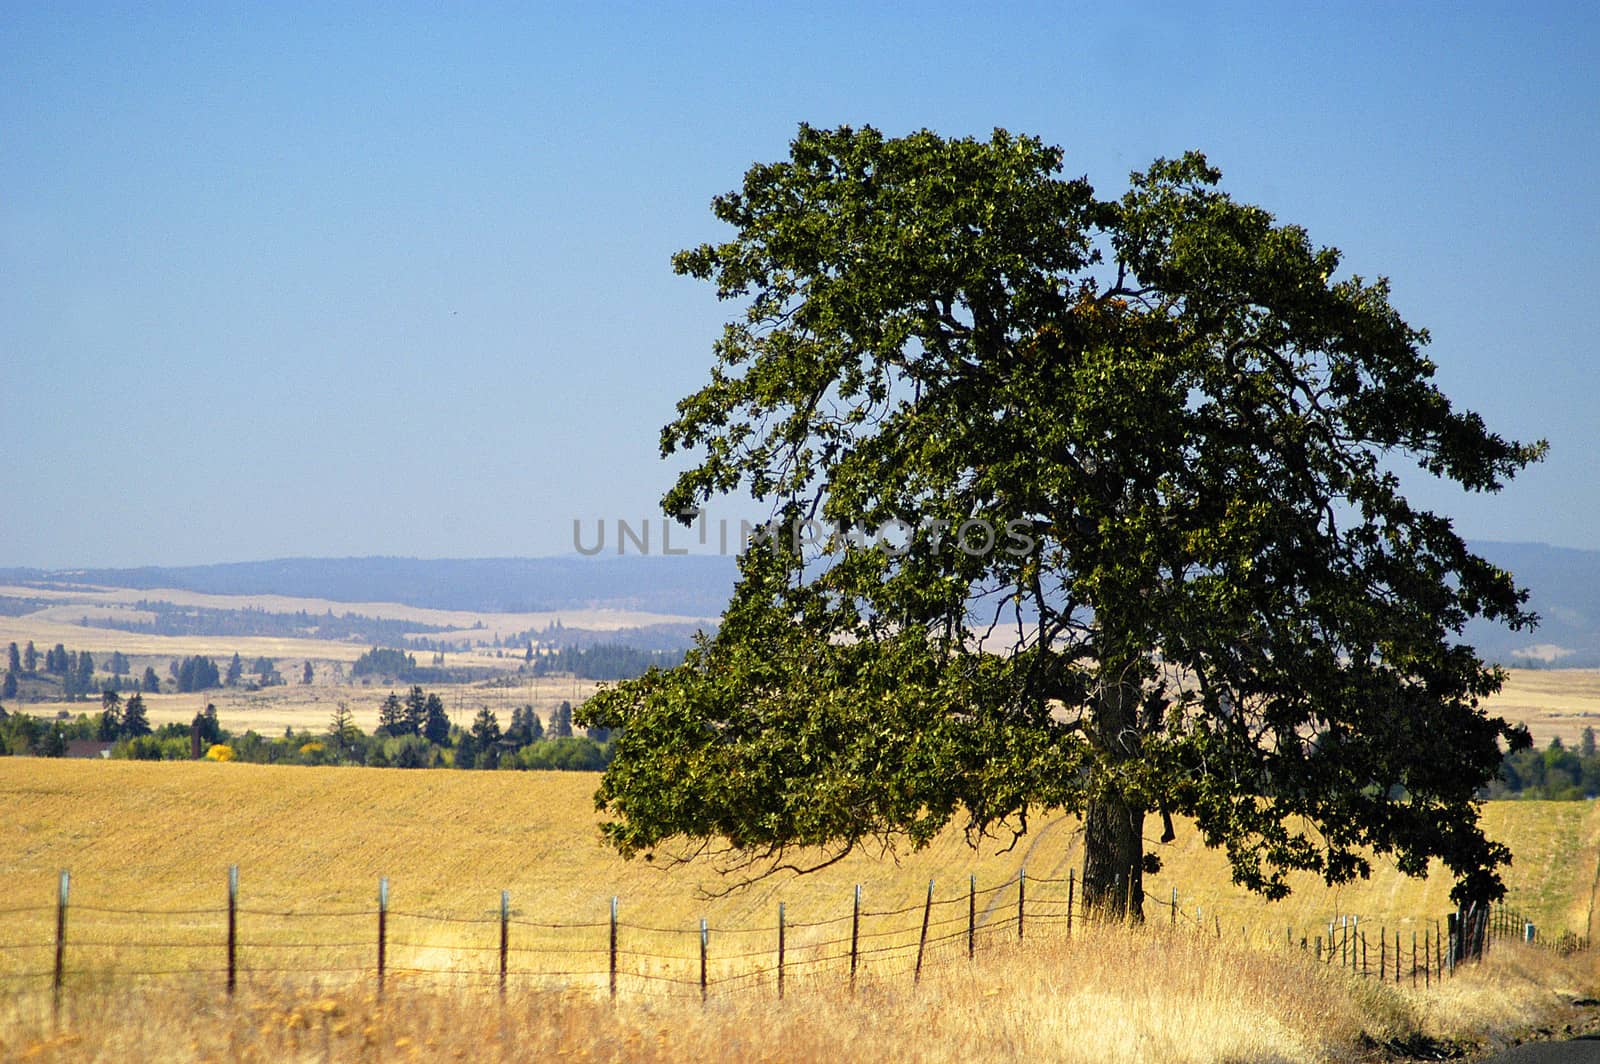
[1,541,1595,666]
[0,555,739,619]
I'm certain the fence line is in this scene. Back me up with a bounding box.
[2,866,1583,1011]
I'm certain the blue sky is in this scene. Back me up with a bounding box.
[2,3,1596,567]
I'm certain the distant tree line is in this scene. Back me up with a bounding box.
[78,601,456,645]
[527,643,687,680]
[1485,730,1600,800]
[0,688,611,772]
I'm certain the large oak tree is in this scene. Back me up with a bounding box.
[580,125,1543,917]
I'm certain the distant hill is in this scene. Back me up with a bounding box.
[1466,541,1600,668]
[1,541,1594,666]
[0,555,739,619]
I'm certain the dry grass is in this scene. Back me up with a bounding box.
[4,760,1600,1061]
[1,926,1593,1063]
[1489,669,1600,748]
[0,761,1595,976]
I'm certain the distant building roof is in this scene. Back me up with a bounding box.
[64,740,113,759]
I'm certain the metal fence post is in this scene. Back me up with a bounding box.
[609,896,618,1000]
[377,876,388,997]
[778,902,786,999]
[914,879,933,984]
[52,870,69,1025]
[499,890,509,998]
[227,865,238,996]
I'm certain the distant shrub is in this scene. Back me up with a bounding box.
[206,743,235,762]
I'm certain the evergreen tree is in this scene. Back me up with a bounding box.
[423,693,451,746]
[40,723,68,757]
[76,651,94,688]
[195,704,222,745]
[455,731,479,769]
[226,653,243,686]
[328,702,359,762]
[23,641,37,674]
[377,692,406,736]
[470,707,502,769]
[302,661,314,685]
[1582,728,1597,760]
[141,666,160,693]
[109,650,129,676]
[6,643,18,674]
[548,700,573,739]
[2,672,15,700]
[121,693,152,738]
[98,689,122,742]
[403,685,427,737]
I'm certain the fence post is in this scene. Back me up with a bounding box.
[699,918,708,1004]
[1412,930,1417,987]
[778,902,786,999]
[377,876,388,998]
[1066,870,1074,937]
[52,869,69,1025]
[850,885,860,991]
[915,879,933,984]
[1380,930,1385,981]
[1315,936,1322,962]
[499,890,509,999]
[967,875,975,960]
[1361,930,1367,976]
[1423,927,1430,989]
[1394,931,1400,985]
[608,896,618,1000]
[1126,866,1136,925]
[1017,869,1025,941]
[1171,888,1177,927]
[227,865,238,997]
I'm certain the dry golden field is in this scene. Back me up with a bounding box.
[3,760,1599,1061]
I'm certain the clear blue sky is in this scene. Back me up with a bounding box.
[2,3,1596,568]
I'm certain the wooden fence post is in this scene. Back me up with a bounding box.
[499,890,509,999]
[1360,930,1367,976]
[377,876,388,998]
[1017,869,1025,941]
[227,865,238,997]
[1423,928,1430,989]
[1380,930,1386,981]
[52,870,68,1025]
[1412,930,1417,987]
[608,896,618,1000]
[915,879,933,984]
[1394,930,1400,985]
[1066,871,1074,937]
[1171,888,1177,927]
[778,902,786,999]
[1126,866,1136,925]
[699,918,708,1004]
[967,875,975,960]
[850,885,860,991]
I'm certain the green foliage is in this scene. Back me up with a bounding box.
[514,736,609,771]
[547,701,573,739]
[174,655,221,693]
[582,125,1544,909]
[531,644,687,680]
[352,647,418,678]
[1,671,14,699]
[120,693,152,738]
[141,666,160,693]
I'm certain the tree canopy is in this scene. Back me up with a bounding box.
[580,125,1544,915]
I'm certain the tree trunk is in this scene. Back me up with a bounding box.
[1083,789,1145,922]
[1082,661,1146,922]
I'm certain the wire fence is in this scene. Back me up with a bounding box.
[1,867,1583,1016]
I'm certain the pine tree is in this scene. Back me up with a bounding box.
[423,693,451,746]
[328,702,359,762]
[3,671,17,699]
[6,643,18,674]
[98,690,122,742]
[378,692,406,737]
[470,707,502,768]
[548,700,573,738]
[23,641,37,674]
[403,686,427,737]
[226,653,243,686]
[121,693,151,738]
[142,666,160,693]
[302,661,314,685]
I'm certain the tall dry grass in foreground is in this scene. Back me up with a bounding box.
[5,925,1595,1064]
